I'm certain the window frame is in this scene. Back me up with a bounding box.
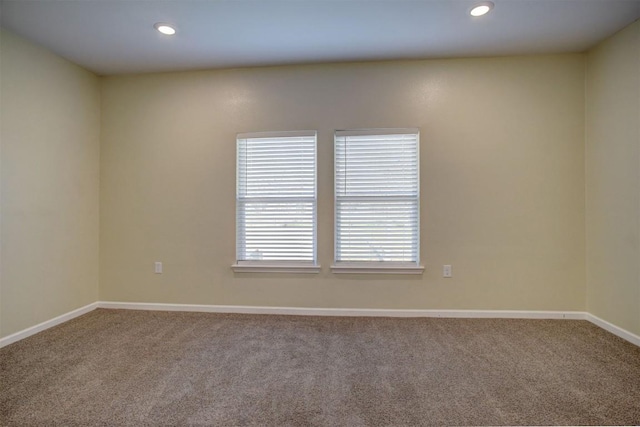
[332,128,424,275]
[232,130,320,274]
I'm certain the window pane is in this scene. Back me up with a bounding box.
[237,201,315,261]
[335,130,419,263]
[237,132,316,263]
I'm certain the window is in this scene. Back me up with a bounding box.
[333,129,423,274]
[233,131,319,273]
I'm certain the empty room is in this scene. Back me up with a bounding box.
[1,0,640,425]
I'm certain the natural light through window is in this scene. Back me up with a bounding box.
[233,131,319,273]
[333,129,423,274]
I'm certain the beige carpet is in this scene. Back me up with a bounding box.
[1,309,639,426]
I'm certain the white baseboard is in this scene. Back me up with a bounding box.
[98,301,587,320]
[586,313,640,347]
[3,301,638,349]
[0,302,98,349]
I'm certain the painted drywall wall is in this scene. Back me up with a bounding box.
[586,20,640,336]
[100,54,585,311]
[0,29,100,338]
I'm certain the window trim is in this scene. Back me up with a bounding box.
[232,261,321,274]
[331,262,424,275]
[332,128,423,274]
[234,130,320,273]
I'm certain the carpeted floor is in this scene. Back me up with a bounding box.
[1,309,639,426]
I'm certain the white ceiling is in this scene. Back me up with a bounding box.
[1,0,639,76]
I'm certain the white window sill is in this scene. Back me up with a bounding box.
[231,263,321,274]
[331,263,425,275]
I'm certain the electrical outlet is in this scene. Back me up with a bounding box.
[443,264,452,278]
[154,262,163,274]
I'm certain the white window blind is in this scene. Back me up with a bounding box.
[334,129,420,264]
[236,131,317,264]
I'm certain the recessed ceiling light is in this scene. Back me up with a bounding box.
[470,1,494,17]
[154,23,176,35]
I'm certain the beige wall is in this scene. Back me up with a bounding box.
[586,20,640,336]
[100,55,586,311]
[0,30,100,338]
